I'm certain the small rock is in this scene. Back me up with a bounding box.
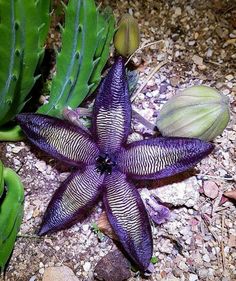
[163,275,179,281]
[151,177,199,207]
[42,266,79,281]
[228,235,236,247]
[192,55,203,65]
[206,48,213,57]
[13,158,21,166]
[197,64,207,70]
[178,261,188,272]
[189,273,198,281]
[198,268,208,278]
[215,27,229,39]
[202,254,210,262]
[158,239,172,254]
[170,76,180,87]
[35,160,47,173]
[203,181,219,199]
[82,224,90,233]
[127,132,143,144]
[94,250,131,281]
[83,262,91,272]
[39,268,45,275]
[12,146,24,153]
[175,7,182,16]
[157,53,166,61]
[188,40,196,46]
[25,208,34,221]
[225,74,234,81]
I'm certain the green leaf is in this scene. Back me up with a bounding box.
[150,256,158,264]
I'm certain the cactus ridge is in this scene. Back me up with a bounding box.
[88,9,115,94]
[38,0,115,117]
[0,0,50,126]
[0,0,20,117]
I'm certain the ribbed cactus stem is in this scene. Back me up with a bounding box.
[0,0,50,131]
[38,0,115,117]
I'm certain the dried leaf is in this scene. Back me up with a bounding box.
[98,212,118,241]
[224,190,236,201]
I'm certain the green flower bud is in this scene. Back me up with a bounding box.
[114,14,140,57]
[156,85,230,141]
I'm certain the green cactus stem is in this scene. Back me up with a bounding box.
[38,0,115,117]
[0,125,24,142]
[0,0,50,140]
[0,162,24,272]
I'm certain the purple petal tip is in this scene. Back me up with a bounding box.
[37,223,50,236]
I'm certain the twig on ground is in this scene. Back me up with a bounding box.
[132,108,156,131]
[131,60,168,103]
[221,215,226,271]
[125,40,165,66]
[196,173,234,182]
[17,233,45,239]
[211,190,224,218]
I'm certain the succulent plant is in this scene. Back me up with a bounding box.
[114,14,140,57]
[156,85,230,141]
[0,161,24,272]
[17,57,213,271]
[38,0,115,117]
[0,0,51,140]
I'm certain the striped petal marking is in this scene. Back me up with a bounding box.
[116,137,214,180]
[103,171,153,271]
[16,113,99,166]
[92,56,131,154]
[38,165,104,235]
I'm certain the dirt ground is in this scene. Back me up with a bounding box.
[1,0,236,280]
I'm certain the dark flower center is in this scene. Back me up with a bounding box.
[96,153,116,175]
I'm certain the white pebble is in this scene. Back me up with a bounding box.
[35,160,47,173]
[175,7,182,16]
[178,261,188,271]
[192,55,203,65]
[39,268,44,275]
[189,273,198,281]
[206,48,213,57]
[82,224,90,232]
[203,254,210,262]
[83,262,91,272]
[225,74,234,81]
[13,158,21,166]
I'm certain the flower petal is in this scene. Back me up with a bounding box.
[103,171,153,271]
[117,137,214,179]
[16,113,99,166]
[92,56,131,154]
[38,165,104,235]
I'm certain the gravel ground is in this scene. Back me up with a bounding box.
[1,0,236,280]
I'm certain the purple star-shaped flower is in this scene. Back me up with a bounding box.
[17,57,214,271]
